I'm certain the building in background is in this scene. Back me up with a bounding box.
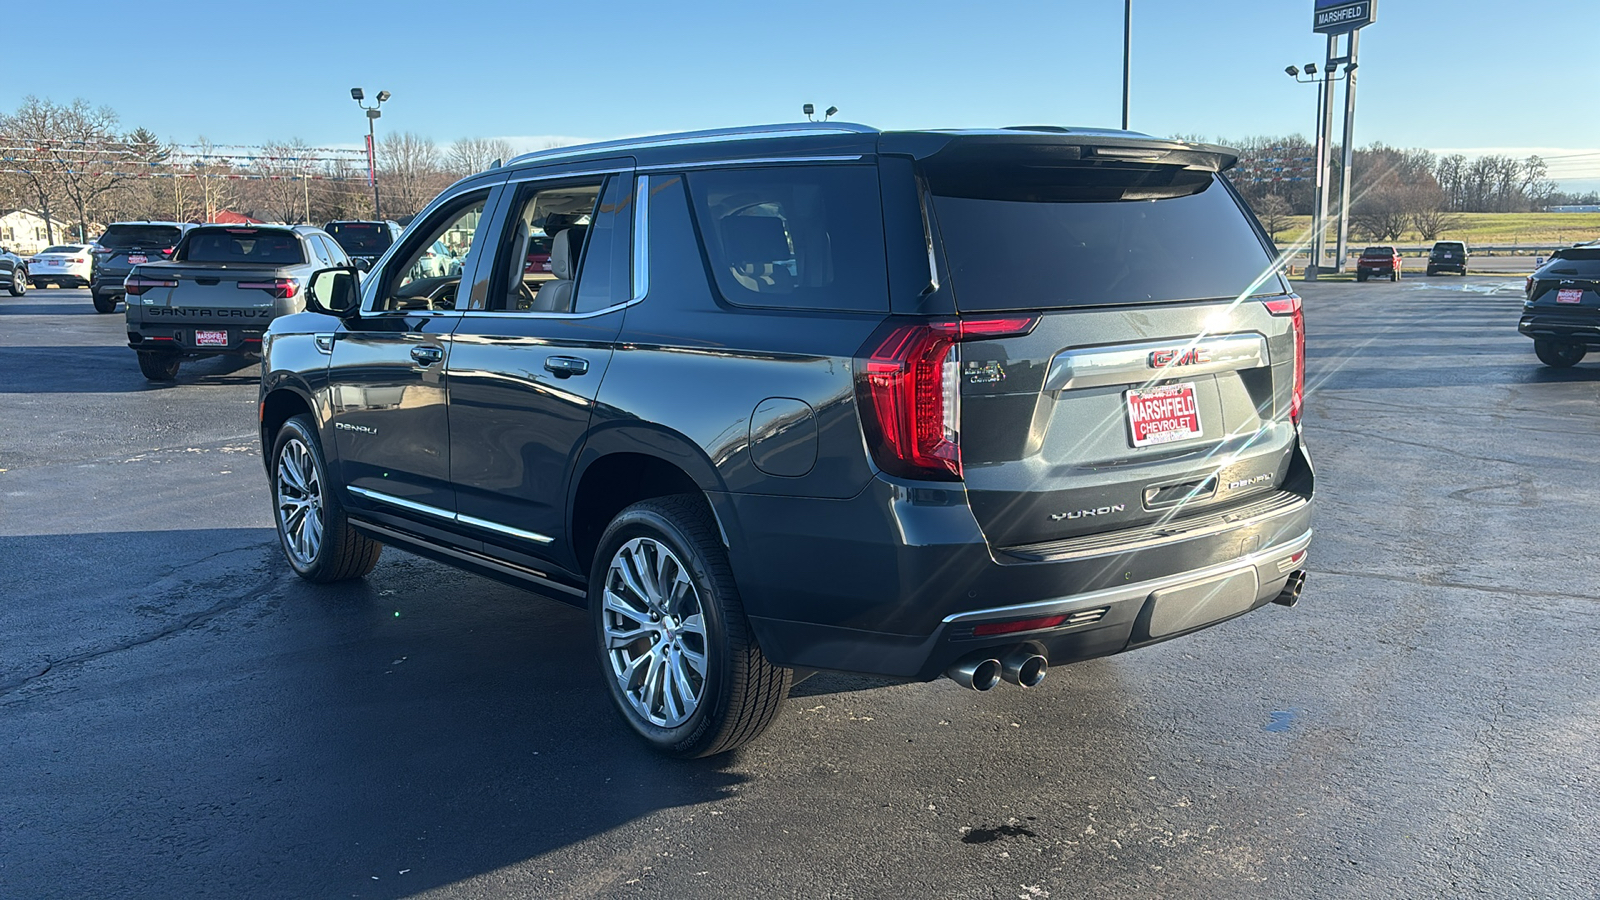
[0,209,75,254]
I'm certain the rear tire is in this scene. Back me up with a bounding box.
[8,272,25,296]
[92,291,116,313]
[591,495,791,758]
[1534,340,1586,369]
[270,414,382,582]
[1426,267,1437,276]
[1356,272,1367,282]
[136,351,181,381]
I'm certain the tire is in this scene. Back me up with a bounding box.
[270,414,382,583]
[91,291,116,313]
[1426,268,1437,277]
[1356,272,1367,282]
[1534,339,1586,369]
[136,351,181,381]
[8,271,25,296]
[591,495,792,758]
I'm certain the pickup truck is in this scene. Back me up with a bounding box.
[125,224,351,381]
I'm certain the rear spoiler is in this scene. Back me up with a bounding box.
[879,130,1239,173]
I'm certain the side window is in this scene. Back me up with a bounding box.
[305,235,332,267]
[684,165,889,313]
[374,191,489,312]
[317,235,347,266]
[488,178,604,312]
[573,176,634,314]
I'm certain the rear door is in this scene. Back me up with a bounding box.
[446,164,635,562]
[921,148,1302,552]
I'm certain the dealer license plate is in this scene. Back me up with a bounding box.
[1557,288,1583,304]
[127,254,147,264]
[1126,383,1203,447]
[195,330,228,347]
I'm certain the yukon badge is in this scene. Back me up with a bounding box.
[1149,347,1211,369]
[1051,503,1126,522]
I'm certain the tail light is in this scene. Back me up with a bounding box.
[71,258,85,263]
[124,276,177,296]
[158,247,176,258]
[238,278,299,299]
[1525,275,1534,295]
[1264,295,1304,425]
[855,316,1038,480]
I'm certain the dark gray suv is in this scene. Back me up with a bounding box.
[258,123,1315,757]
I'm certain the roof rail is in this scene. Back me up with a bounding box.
[505,122,879,168]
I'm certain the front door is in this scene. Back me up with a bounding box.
[447,169,636,568]
[329,185,500,526]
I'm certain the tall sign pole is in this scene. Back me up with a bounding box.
[1310,0,1375,276]
[1122,0,1131,130]
[1334,29,1361,272]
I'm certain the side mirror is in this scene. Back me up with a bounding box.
[352,257,372,272]
[306,266,363,318]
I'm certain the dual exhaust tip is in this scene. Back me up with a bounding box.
[946,647,1048,691]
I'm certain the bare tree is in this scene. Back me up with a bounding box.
[378,132,448,219]
[1407,184,1463,241]
[445,137,515,177]
[249,139,315,224]
[2,97,135,241]
[1253,194,1294,240]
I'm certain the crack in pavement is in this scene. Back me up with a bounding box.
[1313,425,1524,467]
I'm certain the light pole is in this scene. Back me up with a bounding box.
[350,87,390,220]
[1121,0,1131,130]
[1286,59,1350,277]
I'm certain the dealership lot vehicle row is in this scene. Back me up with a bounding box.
[2,275,1596,898]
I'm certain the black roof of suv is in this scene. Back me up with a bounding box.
[259,122,1315,756]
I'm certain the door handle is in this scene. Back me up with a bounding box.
[544,356,589,378]
[410,345,444,366]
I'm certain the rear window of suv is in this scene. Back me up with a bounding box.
[327,222,394,256]
[98,225,184,249]
[1362,247,1394,256]
[924,160,1282,311]
[1542,248,1600,278]
[179,228,305,265]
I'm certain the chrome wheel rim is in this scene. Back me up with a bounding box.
[602,537,708,728]
[275,438,324,566]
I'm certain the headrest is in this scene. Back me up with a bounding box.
[550,226,587,280]
[721,216,791,268]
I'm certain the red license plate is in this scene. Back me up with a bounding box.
[195,330,228,347]
[1557,288,1584,304]
[1126,383,1203,447]
[127,254,147,264]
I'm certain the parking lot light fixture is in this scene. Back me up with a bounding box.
[1304,62,1318,76]
[350,87,364,101]
[351,88,390,219]
[376,90,391,103]
[1285,65,1300,77]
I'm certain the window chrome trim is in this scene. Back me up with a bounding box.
[635,154,864,173]
[505,166,629,186]
[347,486,554,544]
[632,175,649,303]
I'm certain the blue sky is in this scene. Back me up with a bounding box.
[6,0,1599,186]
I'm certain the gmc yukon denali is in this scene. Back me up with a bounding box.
[257,123,1315,757]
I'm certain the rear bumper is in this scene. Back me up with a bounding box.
[128,326,265,355]
[91,274,128,296]
[1518,312,1600,346]
[722,443,1316,680]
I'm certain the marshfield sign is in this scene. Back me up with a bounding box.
[1314,0,1376,34]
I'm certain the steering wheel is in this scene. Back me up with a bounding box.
[516,281,538,310]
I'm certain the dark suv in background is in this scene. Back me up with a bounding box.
[91,222,192,313]
[259,123,1314,757]
[1427,240,1468,276]
[324,220,403,270]
[1520,245,1600,367]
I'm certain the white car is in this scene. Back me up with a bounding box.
[28,244,95,288]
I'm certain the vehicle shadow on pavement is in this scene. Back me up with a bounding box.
[0,544,749,898]
[0,301,110,316]
[0,346,258,392]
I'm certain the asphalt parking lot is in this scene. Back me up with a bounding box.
[3,279,1597,899]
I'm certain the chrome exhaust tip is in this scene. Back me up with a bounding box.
[1273,570,1307,608]
[946,656,1002,692]
[1001,649,1048,688]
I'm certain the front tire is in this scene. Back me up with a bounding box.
[8,272,25,296]
[591,495,791,758]
[1534,340,1586,369]
[136,351,180,381]
[270,414,382,582]
[92,291,116,313]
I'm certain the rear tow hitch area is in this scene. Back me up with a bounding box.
[1274,570,1307,608]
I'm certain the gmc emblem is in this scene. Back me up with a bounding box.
[1149,347,1211,368]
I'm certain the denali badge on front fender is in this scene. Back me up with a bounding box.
[1051,503,1126,521]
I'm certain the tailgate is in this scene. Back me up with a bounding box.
[960,302,1298,549]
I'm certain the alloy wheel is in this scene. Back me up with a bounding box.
[602,537,709,728]
[275,438,324,566]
